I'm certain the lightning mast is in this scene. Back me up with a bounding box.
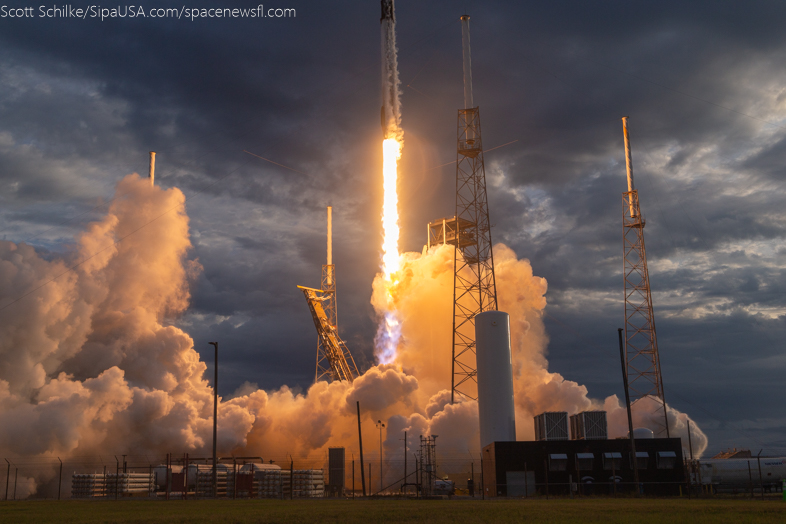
[449,15,498,402]
[149,151,156,186]
[621,117,669,437]
[300,207,359,383]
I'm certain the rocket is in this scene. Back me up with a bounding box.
[380,0,400,138]
[380,0,394,22]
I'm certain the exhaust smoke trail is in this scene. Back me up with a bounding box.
[376,0,404,364]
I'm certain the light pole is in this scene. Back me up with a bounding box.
[376,420,385,494]
[209,341,218,498]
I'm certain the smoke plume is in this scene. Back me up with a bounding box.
[0,175,705,498]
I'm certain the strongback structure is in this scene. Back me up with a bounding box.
[299,207,359,384]
[317,206,338,382]
[621,117,669,437]
[449,15,498,403]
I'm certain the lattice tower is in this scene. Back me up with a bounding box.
[303,207,359,383]
[450,15,498,403]
[418,435,437,497]
[621,117,669,437]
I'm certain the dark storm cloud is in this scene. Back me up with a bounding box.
[1,0,786,454]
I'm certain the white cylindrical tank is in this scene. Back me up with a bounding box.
[697,458,786,490]
[631,427,655,439]
[476,310,516,448]
[239,463,281,474]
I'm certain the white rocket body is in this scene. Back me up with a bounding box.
[380,0,400,138]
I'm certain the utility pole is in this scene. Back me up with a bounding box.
[209,341,219,498]
[5,459,10,501]
[688,419,694,496]
[357,401,366,496]
[376,420,385,494]
[618,328,640,493]
[400,431,407,489]
[58,457,62,500]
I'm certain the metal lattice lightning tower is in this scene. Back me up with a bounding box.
[621,117,670,437]
[450,15,498,403]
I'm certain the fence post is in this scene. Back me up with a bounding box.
[480,456,484,500]
[115,456,120,500]
[757,451,764,501]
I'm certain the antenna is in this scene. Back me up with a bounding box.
[149,152,156,187]
[461,15,474,110]
[621,117,635,217]
[327,206,333,285]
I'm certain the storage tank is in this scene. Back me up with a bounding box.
[475,310,516,448]
[185,463,236,488]
[630,427,655,439]
[153,465,184,489]
[695,458,786,491]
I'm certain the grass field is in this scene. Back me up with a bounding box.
[1,498,785,524]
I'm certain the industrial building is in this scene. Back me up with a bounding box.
[482,437,686,497]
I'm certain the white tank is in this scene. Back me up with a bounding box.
[153,465,183,489]
[186,464,220,488]
[694,458,786,490]
[239,463,281,473]
[476,310,516,448]
[630,427,655,439]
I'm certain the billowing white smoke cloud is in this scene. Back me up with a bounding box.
[0,175,705,498]
[372,245,707,457]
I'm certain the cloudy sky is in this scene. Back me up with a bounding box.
[1,0,785,456]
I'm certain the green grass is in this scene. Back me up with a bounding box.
[1,498,785,523]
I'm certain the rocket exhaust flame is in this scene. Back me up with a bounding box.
[376,0,403,364]
[381,138,401,280]
[377,119,403,365]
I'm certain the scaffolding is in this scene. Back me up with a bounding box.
[621,117,669,437]
[418,435,437,497]
[316,260,337,380]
